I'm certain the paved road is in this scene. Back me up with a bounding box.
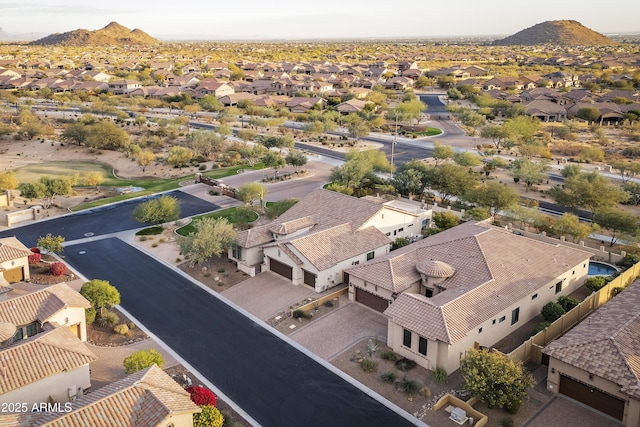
[63,238,421,427]
[0,190,218,247]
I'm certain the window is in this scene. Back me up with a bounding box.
[492,319,496,325]
[231,244,242,260]
[385,232,391,236]
[425,288,433,298]
[403,329,412,348]
[555,281,563,294]
[12,328,23,342]
[499,316,506,323]
[511,308,520,325]
[26,323,37,337]
[398,227,404,232]
[478,327,483,334]
[366,251,375,261]
[531,293,538,301]
[418,336,427,356]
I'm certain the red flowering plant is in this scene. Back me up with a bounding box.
[49,262,67,277]
[185,385,217,407]
[30,247,41,253]
[28,252,42,265]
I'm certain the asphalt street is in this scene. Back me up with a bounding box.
[63,237,420,427]
[0,190,218,247]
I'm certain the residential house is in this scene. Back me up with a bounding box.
[6,365,200,427]
[336,99,370,114]
[543,280,640,426]
[108,79,142,95]
[383,77,414,91]
[0,283,95,406]
[345,221,591,373]
[194,80,234,98]
[285,97,325,113]
[0,237,32,284]
[524,99,568,122]
[567,102,625,124]
[229,189,431,291]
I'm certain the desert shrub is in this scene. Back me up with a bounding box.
[292,309,306,319]
[113,324,130,335]
[419,386,432,398]
[399,377,420,395]
[433,367,448,385]
[586,276,607,292]
[123,348,164,374]
[85,307,96,325]
[128,322,136,329]
[139,235,148,241]
[151,243,158,248]
[361,359,378,372]
[324,300,334,308]
[186,385,217,407]
[49,262,67,276]
[542,302,565,322]
[96,311,120,328]
[380,348,397,361]
[394,357,417,372]
[501,417,514,427]
[618,253,640,268]
[532,321,551,335]
[193,405,224,427]
[28,252,42,264]
[381,371,396,383]
[557,296,580,312]
[613,286,624,296]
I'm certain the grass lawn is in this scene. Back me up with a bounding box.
[9,161,262,211]
[402,127,442,137]
[176,206,259,236]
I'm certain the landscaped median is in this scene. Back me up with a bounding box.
[175,206,259,236]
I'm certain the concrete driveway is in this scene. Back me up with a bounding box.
[290,298,388,360]
[222,271,315,320]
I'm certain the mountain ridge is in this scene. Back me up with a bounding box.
[493,20,616,46]
[29,22,159,46]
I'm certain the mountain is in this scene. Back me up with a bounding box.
[493,20,616,46]
[0,27,46,42]
[30,22,159,46]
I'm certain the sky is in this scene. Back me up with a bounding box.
[2,0,640,40]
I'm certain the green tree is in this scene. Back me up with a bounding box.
[37,233,65,255]
[542,302,565,322]
[187,131,224,160]
[609,159,640,184]
[178,217,236,266]
[480,125,513,150]
[80,279,121,316]
[453,151,482,167]
[0,171,18,190]
[237,143,266,167]
[396,98,427,125]
[593,209,638,246]
[285,150,308,172]
[432,212,460,230]
[464,181,519,221]
[503,116,540,143]
[60,121,91,145]
[237,183,267,207]
[461,349,534,413]
[133,195,181,225]
[432,142,455,166]
[193,405,224,427]
[261,151,286,177]
[237,129,257,142]
[123,349,164,374]
[424,164,478,204]
[134,149,156,172]
[346,116,370,143]
[391,237,410,250]
[391,168,426,198]
[549,171,629,215]
[509,159,550,191]
[167,146,194,167]
[553,213,593,243]
[83,171,104,189]
[86,120,130,150]
[303,121,325,140]
[575,107,601,123]
[560,164,582,179]
[259,135,294,150]
[19,177,73,209]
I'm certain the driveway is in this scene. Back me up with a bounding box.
[222,271,315,320]
[63,237,421,427]
[524,395,621,427]
[290,298,388,360]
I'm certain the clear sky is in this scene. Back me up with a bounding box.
[2,0,639,40]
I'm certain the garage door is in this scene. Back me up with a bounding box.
[355,288,388,313]
[3,267,24,284]
[559,374,625,420]
[303,269,316,288]
[269,258,292,280]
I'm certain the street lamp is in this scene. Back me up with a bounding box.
[389,110,398,180]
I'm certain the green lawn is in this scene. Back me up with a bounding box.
[14,161,262,212]
[402,127,442,137]
[176,206,259,236]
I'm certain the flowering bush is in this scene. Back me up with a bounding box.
[193,405,223,427]
[49,262,67,276]
[28,253,42,265]
[186,385,217,407]
[30,247,40,253]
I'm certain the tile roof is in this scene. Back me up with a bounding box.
[544,280,640,399]
[236,188,384,249]
[0,237,32,263]
[352,222,592,344]
[0,283,91,327]
[10,365,200,427]
[0,327,97,396]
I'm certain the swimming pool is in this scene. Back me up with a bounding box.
[588,261,619,276]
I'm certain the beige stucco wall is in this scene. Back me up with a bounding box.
[0,364,91,407]
[547,358,639,427]
[47,307,87,342]
[0,256,30,282]
[159,413,196,427]
[361,207,427,240]
[386,259,589,374]
[228,245,263,269]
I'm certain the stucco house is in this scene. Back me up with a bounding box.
[108,79,142,95]
[543,280,640,426]
[345,221,592,373]
[6,365,200,427]
[0,237,32,285]
[195,80,235,98]
[229,189,431,292]
[0,283,95,406]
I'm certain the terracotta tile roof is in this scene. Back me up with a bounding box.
[12,365,200,427]
[544,280,640,399]
[0,283,91,327]
[350,222,591,344]
[0,327,97,395]
[0,237,32,263]
[236,188,384,249]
